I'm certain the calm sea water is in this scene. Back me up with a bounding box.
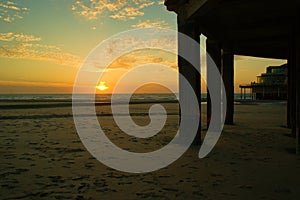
[0,93,250,103]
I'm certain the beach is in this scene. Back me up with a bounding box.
[1,101,300,200]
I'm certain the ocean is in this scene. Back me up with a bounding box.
[0,93,251,103]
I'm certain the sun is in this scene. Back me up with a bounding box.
[96,82,109,91]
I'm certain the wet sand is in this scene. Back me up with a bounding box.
[1,103,300,200]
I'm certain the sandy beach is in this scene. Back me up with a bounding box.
[1,102,300,200]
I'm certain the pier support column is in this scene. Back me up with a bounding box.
[287,53,296,133]
[206,39,222,129]
[178,18,202,145]
[222,50,234,125]
[295,11,300,154]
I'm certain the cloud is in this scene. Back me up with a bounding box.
[72,0,155,21]
[131,19,171,28]
[0,80,73,88]
[107,50,177,70]
[0,32,41,42]
[82,30,178,73]
[0,43,81,67]
[158,0,165,5]
[0,32,81,68]
[0,0,29,23]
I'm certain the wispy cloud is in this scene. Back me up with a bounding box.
[158,0,165,5]
[0,0,29,23]
[72,0,155,21]
[0,43,81,67]
[131,19,171,28]
[107,50,177,70]
[0,32,81,67]
[0,80,73,88]
[0,32,41,42]
[84,31,178,72]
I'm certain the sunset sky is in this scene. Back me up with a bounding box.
[0,0,287,94]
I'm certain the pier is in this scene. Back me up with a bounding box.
[164,0,300,153]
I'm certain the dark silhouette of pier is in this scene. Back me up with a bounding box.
[164,0,300,153]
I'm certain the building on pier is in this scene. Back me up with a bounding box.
[239,64,287,100]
